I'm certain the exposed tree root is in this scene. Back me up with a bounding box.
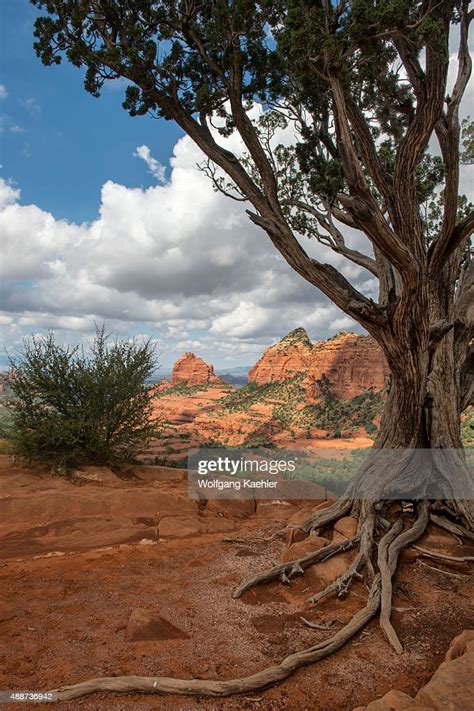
[412,545,474,563]
[300,497,353,533]
[430,512,474,542]
[377,518,404,653]
[43,500,460,703]
[308,550,365,603]
[232,535,359,598]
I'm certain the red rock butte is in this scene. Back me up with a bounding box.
[170,352,222,387]
[249,327,389,400]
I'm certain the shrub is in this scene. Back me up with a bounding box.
[7,326,158,468]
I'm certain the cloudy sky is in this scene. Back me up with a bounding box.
[0,2,472,369]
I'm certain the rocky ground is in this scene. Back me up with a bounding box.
[1,455,472,710]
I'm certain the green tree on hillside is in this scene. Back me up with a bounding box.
[30,0,473,700]
[8,326,158,467]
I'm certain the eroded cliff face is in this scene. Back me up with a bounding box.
[249,328,389,400]
[248,328,313,385]
[147,330,388,460]
[170,352,222,387]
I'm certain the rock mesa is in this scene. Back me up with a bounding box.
[249,328,389,399]
[171,352,222,387]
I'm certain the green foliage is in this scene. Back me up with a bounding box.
[283,449,369,496]
[30,1,470,252]
[272,375,383,437]
[0,409,13,439]
[299,387,383,437]
[461,406,474,447]
[152,381,211,398]
[221,374,306,413]
[153,455,187,468]
[460,118,474,166]
[7,326,159,468]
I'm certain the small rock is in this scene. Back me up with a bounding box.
[285,527,308,546]
[333,516,358,539]
[284,504,332,545]
[286,504,328,528]
[281,536,330,563]
[416,644,474,710]
[125,608,189,641]
[444,629,474,661]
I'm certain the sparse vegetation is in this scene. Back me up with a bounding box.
[153,455,187,468]
[461,406,474,447]
[220,375,306,414]
[7,326,159,469]
[291,386,384,438]
[283,450,369,496]
[152,382,208,398]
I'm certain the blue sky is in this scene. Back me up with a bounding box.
[0,2,471,370]
[0,0,183,224]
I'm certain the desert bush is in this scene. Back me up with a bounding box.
[0,409,13,438]
[7,326,158,468]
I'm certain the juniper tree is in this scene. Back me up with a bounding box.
[31,0,473,700]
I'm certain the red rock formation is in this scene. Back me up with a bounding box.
[249,328,389,400]
[171,352,222,387]
[248,328,313,385]
[148,379,171,397]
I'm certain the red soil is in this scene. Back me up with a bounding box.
[0,455,472,710]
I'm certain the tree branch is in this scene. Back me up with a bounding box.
[344,94,393,203]
[430,211,474,269]
[392,11,450,250]
[432,2,473,261]
[246,210,384,331]
[328,77,415,276]
[289,199,378,276]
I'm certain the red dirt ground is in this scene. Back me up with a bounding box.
[0,455,472,711]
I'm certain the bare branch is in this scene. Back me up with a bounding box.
[328,77,414,276]
[344,95,393,202]
[392,17,450,249]
[289,199,378,276]
[430,211,474,269]
[246,210,384,331]
[432,2,473,258]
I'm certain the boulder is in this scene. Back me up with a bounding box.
[125,608,189,641]
[416,634,474,710]
[333,516,358,539]
[354,630,474,711]
[445,629,474,661]
[281,536,330,563]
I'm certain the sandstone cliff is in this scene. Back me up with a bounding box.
[249,328,389,399]
[170,352,222,387]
